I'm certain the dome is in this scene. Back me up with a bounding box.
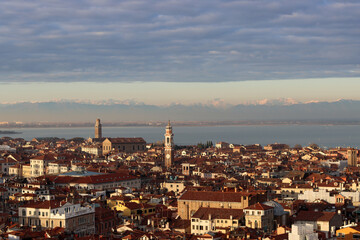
[263,201,287,216]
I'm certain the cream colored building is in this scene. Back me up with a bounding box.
[0,157,18,175]
[178,190,267,220]
[81,144,102,156]
[30,155,56,177]
[191,207,244,235]
[47,162,70,175]
[289,223,319,240]
[19,200,95,237]
[293,210,342,238]
[22,164,32,178]
[9,164,33,179]
[9,164,22,177]
[161,181,186,195]
[244,203,274,233]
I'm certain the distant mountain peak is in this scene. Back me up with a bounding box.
[250,98,299,106]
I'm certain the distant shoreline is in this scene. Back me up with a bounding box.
[0,130,22,134]
[2,120,360,128]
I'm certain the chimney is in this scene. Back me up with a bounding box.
[209,214,211,220]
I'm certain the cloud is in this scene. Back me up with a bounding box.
[0,0,359,82]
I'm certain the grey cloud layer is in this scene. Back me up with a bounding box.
[0,0,359,82]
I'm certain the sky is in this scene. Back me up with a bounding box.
[0,0,359,107]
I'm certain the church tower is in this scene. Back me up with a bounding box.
[95,118,102,139]
[348,149,357,167]
[164,121,174,168]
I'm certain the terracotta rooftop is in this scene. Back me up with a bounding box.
[245,202,273,211]
[106,138,146,144]
[179,190,251,202]
[21,200,64,209]
[45,172,138,184]
[192,207,244,220]
[294,210,338,222]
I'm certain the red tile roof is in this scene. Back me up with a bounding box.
[21,200,64,209]
[294,210,337,222]
[179,190,251,202]
[106,138,146,144]
[245,202,273,211]
[45,172,138,185]
[192,207,244,220]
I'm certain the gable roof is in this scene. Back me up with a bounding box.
[105,138,146,144]
[245,202,273,211]
[43,172,138,185]
[294,210,337,222]
[192,207,244,220]
[21,200,64,209]
[179,190,251,203]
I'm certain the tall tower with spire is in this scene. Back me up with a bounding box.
[164,121,174,168]
[95,119,102,139]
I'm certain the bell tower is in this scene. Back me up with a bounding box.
[164,121,174,168]
[95,118,102,139]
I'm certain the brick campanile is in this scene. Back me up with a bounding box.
[164,121,174,168]
[95,119,102,139]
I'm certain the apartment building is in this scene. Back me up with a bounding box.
[18,200,95,237]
